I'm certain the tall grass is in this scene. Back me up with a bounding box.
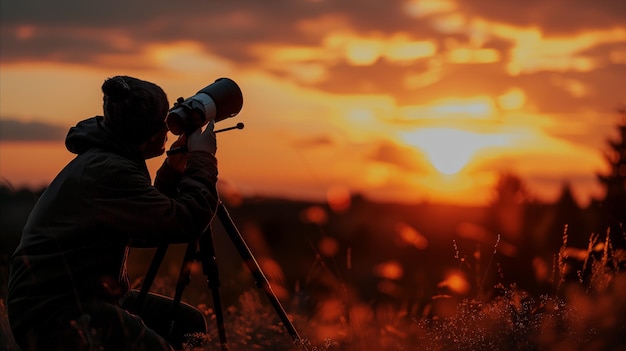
[190,226,626,351]
[2,228,625,351]
[1,250,18,350]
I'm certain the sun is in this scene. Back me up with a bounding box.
[429,145,474,175]
[399,128,509,175]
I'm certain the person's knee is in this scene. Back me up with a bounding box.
[121,291,208,348]
[176,302,208,334]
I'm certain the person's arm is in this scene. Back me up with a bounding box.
[154,135,188,197]
[94,123,219,245]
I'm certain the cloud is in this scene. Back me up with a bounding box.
[2,0,623,69]
[368,141,427,173]
[291,135,335,149]
[1,0,624,132]
[0,119,67,141]
[454,0,626,35]
[0,2,503,66]
[0,1,434,64]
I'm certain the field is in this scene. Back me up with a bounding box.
[1,192,625,350]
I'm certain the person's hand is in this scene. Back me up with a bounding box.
[187,120,217,155]
[165,134,189,173]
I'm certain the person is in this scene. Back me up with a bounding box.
[7,75,219,350]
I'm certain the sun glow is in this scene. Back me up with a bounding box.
[399,128,510,175]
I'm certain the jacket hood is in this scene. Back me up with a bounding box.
[65,116,143,161]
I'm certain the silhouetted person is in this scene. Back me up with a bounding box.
[7,76,219,350]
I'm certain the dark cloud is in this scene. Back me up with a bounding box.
[0,0,422,35]
[292,135,335,148]
[454,0,626,35]
[369,141,427,173]
[1,33,127,66]
[1,0,621,66]
[0,119,67,141]
[1,0,623,116]
[0,0,435,64]
[0,0,437,63]
[523,65,626,114]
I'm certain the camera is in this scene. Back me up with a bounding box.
[166,78,243,135]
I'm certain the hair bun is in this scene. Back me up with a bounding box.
[102,76,131,100]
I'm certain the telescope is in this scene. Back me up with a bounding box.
[166,78,243,135]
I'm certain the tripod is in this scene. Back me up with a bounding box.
[135,202,307,351]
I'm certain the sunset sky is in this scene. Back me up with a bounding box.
[1,0,624,206]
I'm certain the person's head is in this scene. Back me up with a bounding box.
[101,76,170,158]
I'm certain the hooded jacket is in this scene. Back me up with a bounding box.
[7,116,218,337]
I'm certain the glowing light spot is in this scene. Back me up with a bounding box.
[318,237,340,257]
[438,270,470,295]
[327,185,351,212]
[498,88,526,110]
[395,222,428,249]
[301,206,328,225]
[16,26,36,40]
[190,262,202,275]
[374,261,404,280]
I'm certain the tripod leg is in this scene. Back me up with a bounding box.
[216,203,307,349]
[168,241,198,337]
[136,243,169,311]
[198,227,229,351]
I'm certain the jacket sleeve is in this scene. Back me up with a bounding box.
[90,151,219,245]
[153,160,183,198]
